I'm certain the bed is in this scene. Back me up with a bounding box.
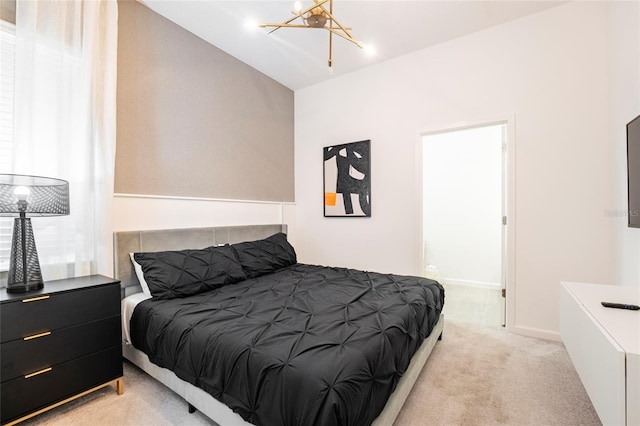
[114,225,444,426]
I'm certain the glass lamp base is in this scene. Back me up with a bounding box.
[7,217,44,292]
[6,281,44,293]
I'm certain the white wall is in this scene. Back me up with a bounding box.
[609,0,640,288]
[295,1,617,338]
[422,125,502,287]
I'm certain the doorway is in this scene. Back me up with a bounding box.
[421,122,509,327]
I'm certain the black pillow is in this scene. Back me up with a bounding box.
[231,232,297,279]
[133,245,246,299]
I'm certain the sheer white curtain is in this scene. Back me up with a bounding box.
[12,0,117,279]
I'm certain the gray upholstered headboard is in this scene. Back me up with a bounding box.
[114,224,287,298]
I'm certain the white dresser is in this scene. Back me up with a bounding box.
[560,282,640,426]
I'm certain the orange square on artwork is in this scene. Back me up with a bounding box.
[325,192,337,206]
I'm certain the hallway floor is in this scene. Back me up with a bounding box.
[441,282,503,327]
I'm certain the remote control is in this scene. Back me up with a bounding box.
[601,301,640,310]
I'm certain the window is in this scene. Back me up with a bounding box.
[0,1,117,282]
[0,16,78,275]
[0,18,15,271]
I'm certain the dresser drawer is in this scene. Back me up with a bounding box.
[1,316,121,382]
[1,283,120,342]
[0,345,123,424]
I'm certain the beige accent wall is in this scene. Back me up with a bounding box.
[115,0,294,202]
[0,0,15,23]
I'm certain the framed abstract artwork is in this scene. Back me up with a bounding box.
[323,140,371,217]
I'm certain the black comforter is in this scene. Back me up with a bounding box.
[131,263,444,426]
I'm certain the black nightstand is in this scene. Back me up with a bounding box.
[0,275,123,425]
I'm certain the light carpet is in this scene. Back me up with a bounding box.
[20,320,601,426]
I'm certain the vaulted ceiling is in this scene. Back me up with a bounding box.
[139,1,566,90]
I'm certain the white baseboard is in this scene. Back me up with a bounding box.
[507,324,561,342]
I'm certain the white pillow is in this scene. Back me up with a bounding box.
[121,291,152,345]
[129,252,151,296]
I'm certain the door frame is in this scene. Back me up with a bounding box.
[415,114,516,329]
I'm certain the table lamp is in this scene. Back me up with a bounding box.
[0,174,70,293]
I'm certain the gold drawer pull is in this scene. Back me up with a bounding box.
[24,331,52,341]
[25,367,52,379]
[22,295,50,303]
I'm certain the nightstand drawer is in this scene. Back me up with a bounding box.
[0,346,123,424]
[1,316,121,382]
[1,284,120,342]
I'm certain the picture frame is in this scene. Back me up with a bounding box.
[323,140,371,217]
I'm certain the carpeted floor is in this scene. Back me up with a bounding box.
[19,320,601,426]
[395,321,601,426]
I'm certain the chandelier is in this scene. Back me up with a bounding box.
[259,0,366,71]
